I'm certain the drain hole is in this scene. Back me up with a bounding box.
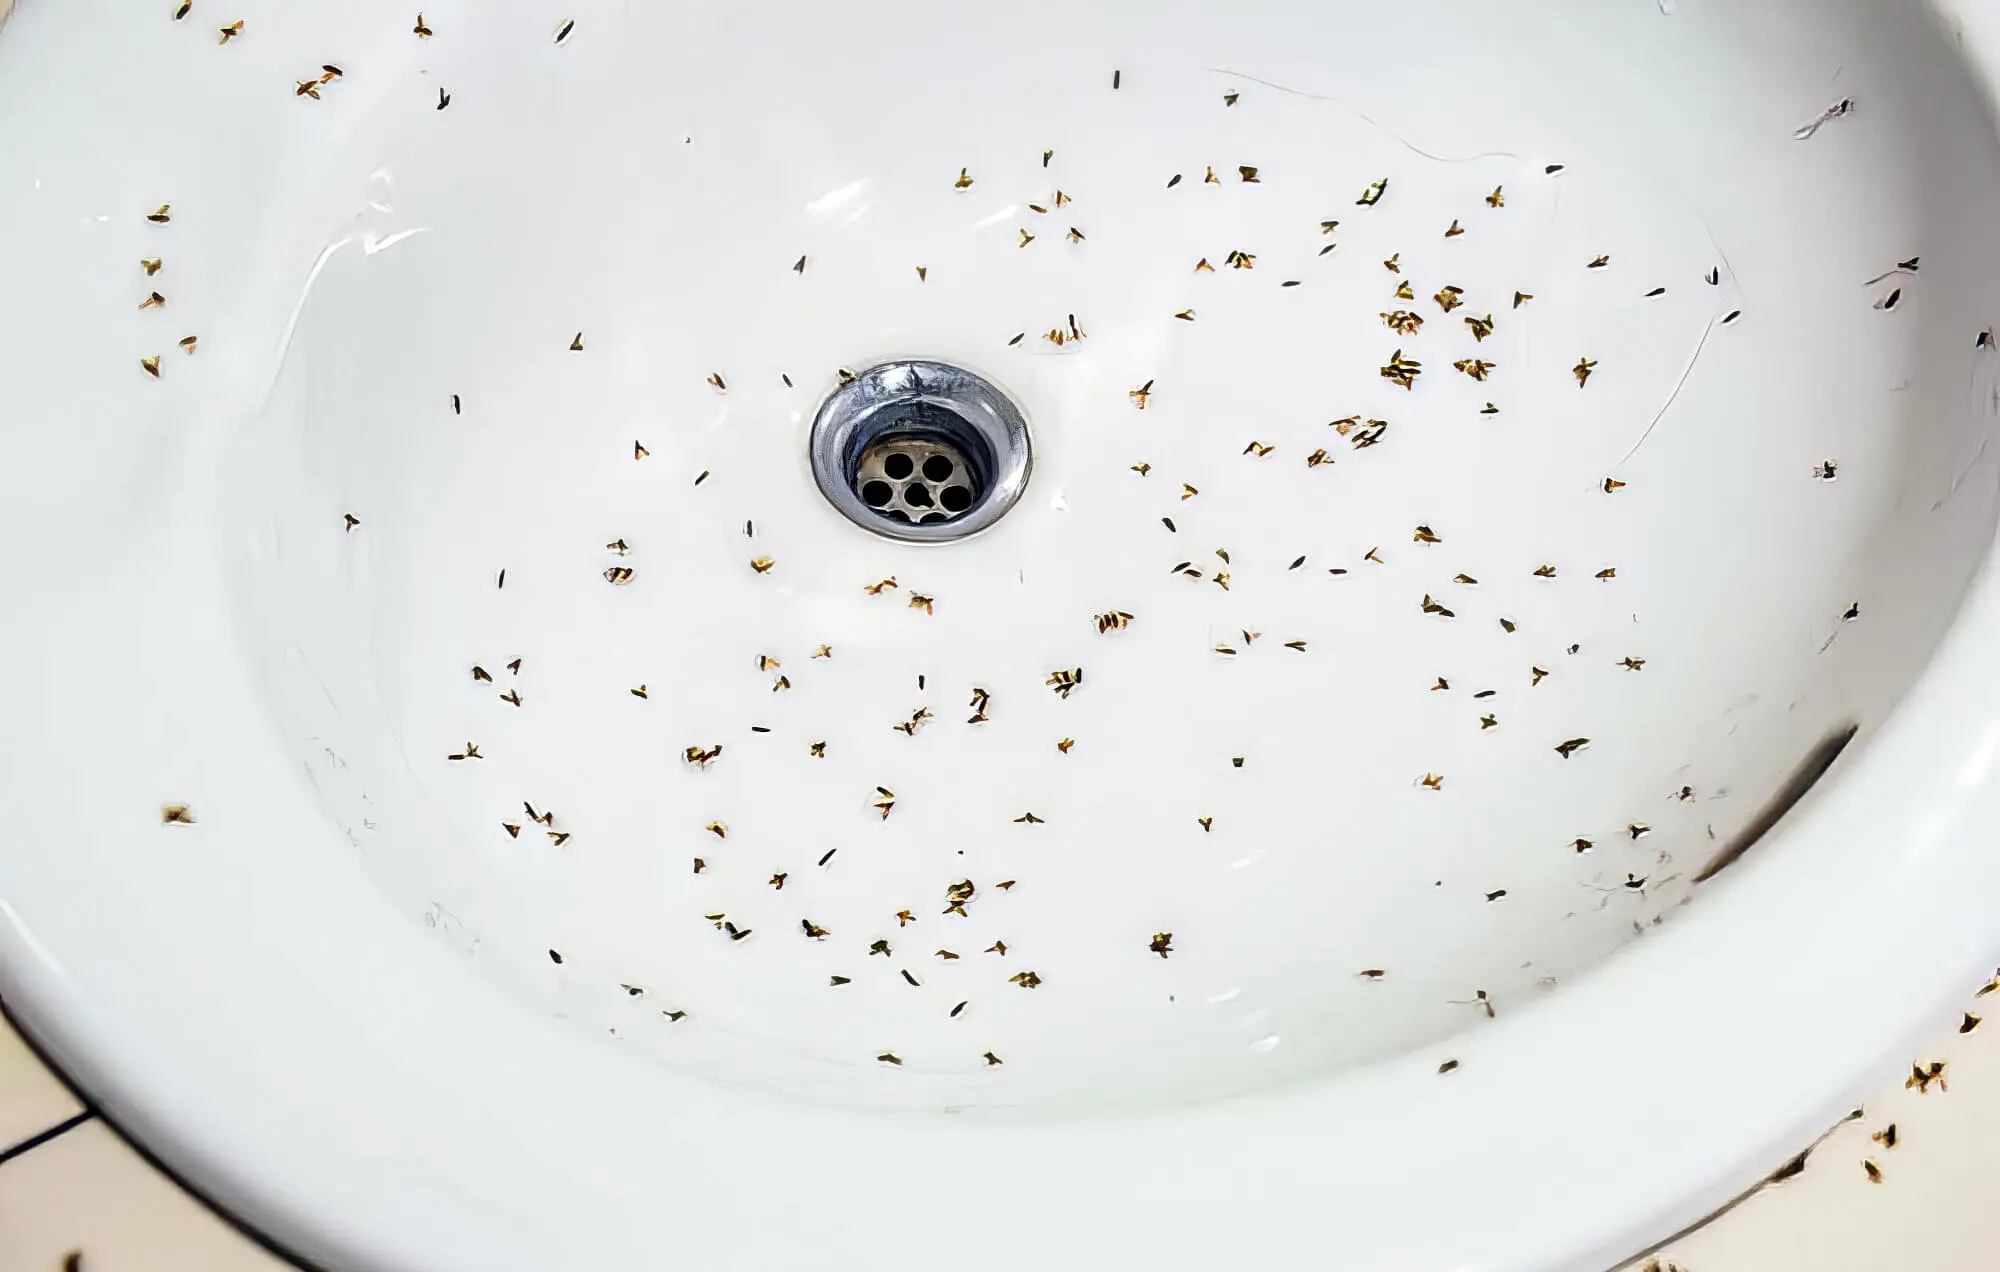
[923,454,955,481]
[904,484,935,507]
[883,453,915,480]
[861,480,894,507]
[920,513,948,524]
[940,485,972,512]
[1694,722,1860,883]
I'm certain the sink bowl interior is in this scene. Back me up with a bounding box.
[5,0,2000,1268]
[225,0,2000,1111]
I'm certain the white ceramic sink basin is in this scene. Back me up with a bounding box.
[6,1,2000,1268]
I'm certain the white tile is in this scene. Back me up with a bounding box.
[0,1121,293,1272]
[0,1014,84,1153]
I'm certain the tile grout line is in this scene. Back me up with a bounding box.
[0,998,315,1268]
[0,1109,95,1169]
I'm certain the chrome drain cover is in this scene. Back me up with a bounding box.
[810,359,1031,543]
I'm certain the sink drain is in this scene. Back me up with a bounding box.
[810,360,1031,543]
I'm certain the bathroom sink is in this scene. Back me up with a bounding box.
[5,1,2000,1268]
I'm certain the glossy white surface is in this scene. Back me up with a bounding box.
[4,1,2000,1270]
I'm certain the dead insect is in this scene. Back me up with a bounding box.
[447,742,483,761]
[1531,666,1549,686]
[872,786,897,819]
[877,1052,903,1066]
[1357,178,1388,206]
[139,291,166,310]
[750,556,775,574]
[1813,459,1839,481]
[1243,441,1273,457]
[1627,822,1651,841]
[1444,219,1464,239]
[1174,309,1196,322]
[147,204,173,224]
[1394,280,1415,300]
[1533,565,1557,579]
[1238,165,1260,183]
[499,690,522,708]
[1413,524,1441,545]
[606,538,631,555]
[604,566,634,584]
[1380,349,1423,390]
[1047,668,1084,698]
[1620,657,1646,671]
[954,167,975,191]
[1454,358,1495,381]
[1197,816,1214,832]
[414,12,432,37]
[160,803,196,825]
[1305,448,1334,468]
[1573,357,1598,387]
[1602,477,1626,493]
[141,258,164,276]
[908,593,934,614]
[1149,932,1175,959]
[683,744,723,768]
[342,512,361,531]
[1874,288,1902,312]
[1009,970,1043,989]
[1205,166,1220,184]
[1513,291,1534,308]
[1420,594,1456,619]
[1480,714,1498,730]
[1381,309,1424,335]
[986,941,1009,956]
[1096,610,1134,634]
[1464,314,1496,342]
[892,707,932,736]
[295,79,323,99]
[1963,1012,1983,1034]
[1595,568,1617,581]
[1057,738,1075,753]
[503,823,521,838]
[1907,1061,1947,1093]
[1554,738,1590,759]
[140,356,162,378]
[218,20,243,43]
[1587,255,1610,269]
[1721,309,1743,325]
[1486,186,1505,208]
[174,1,192,18]
[1225,249,1256,270]
[865,577,898,595]
[1433,285,1465,314]
[553,17,576,43]
[707,372,727,392]
[1793,97,1856,140]
[1421,773,1444,790]
[1019,229,1037,249]
[1129,380,1154,409]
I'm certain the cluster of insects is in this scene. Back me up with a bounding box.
[274,40,1918,1084]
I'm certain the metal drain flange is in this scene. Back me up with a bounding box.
[810,360,1031,544]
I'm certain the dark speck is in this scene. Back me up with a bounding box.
[548,949,563,964]
[1770,1149,1810,1182]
